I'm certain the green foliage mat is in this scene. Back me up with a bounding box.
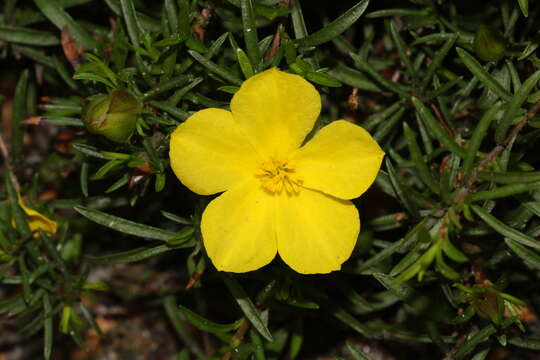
[2,0,540,358]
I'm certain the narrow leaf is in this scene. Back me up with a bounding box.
[119,0,142,45]
[346,341,370,360]
[178,304,239,334]
[188,50,242,85]
[86,244,177,263]
[495,70,540,143]
[298,0,370,47]
[240,0,260,68]
[11,70,29,165]
[504,238,540,270]
[411,97,467,158]
[222,274,273,342]
[0,26,60,46]
[471,205,540,249]
[74,205,178,241]
[462,104,502,176]
[43,294,53,360]
[33,0,97,49]
[456,48,512,101]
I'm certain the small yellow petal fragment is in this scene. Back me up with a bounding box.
[15,196,57,236]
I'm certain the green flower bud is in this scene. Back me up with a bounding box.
[473,289,503,324]
[474,25,506,62]
[82,90,141,143]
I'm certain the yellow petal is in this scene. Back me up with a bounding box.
[230,68,321,157]
[292,120,384,200]
[18,197,57,236]
[169,108,261,195]
[201,180,277,272]
[276,188,359,274]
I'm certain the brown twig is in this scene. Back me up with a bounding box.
[265,28,282,61]
[0,132,20,191]
[430,103,454,138]
[264,0,291,61]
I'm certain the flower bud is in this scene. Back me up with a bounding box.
[474,289,503,324]
[474,25,506,62]
[82,90,141,143]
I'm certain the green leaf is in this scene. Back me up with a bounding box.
[163,295,205,357]
[462,104,502,176]
[297,0,370,47]
[456,48,512,101]
[509,336,540,349]
[348,52,409,96]
[495,70,540,143]
[141,74,194,101]
[0,26,60,46]
[518,0,529,17]
[373,108,405,142]
[403,122,439,193]
[504,238,540,270]
[478,171,540,183]
[441,239,469,263]
[86,244,178,263]
[43,294,53,360]
[454,318,514,359]
[346,341,370,360]
[290,0,308,40]
[411,97,467,158]
[188,50,242,85]
[74,205,179,241]
[305,71,342,87]
[470,182,540,201]
[33,0,98,49]
[471,205,540,249]
[178,304,239,334]
[385,158,419,218]
[42,117,84,127]
[90,159,125,180]
[373,273,414,301]
[330,64,383,92]
[222,274,273,342]
[11,70,29,165]
[366,8,428,18]
[435,252,460,280]
[119,0,142,45]
[149,101,191,121]
[236,48,255,79]
[359,222,427,274]
[240,0,260,68]
[421,34,457,89]
[389,20,414,76]
[390,225,432,277]
[333,307,372,337]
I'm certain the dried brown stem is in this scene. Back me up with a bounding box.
[0,132,20,191]
[431,103,454,138]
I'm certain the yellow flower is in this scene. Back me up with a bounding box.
[169,68,384,274]
[14,195,57,237]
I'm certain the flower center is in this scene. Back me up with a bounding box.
[255,159,303,194]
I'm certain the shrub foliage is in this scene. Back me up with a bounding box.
[2,0,540,358]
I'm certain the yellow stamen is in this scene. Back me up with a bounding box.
[255,159,303,195]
